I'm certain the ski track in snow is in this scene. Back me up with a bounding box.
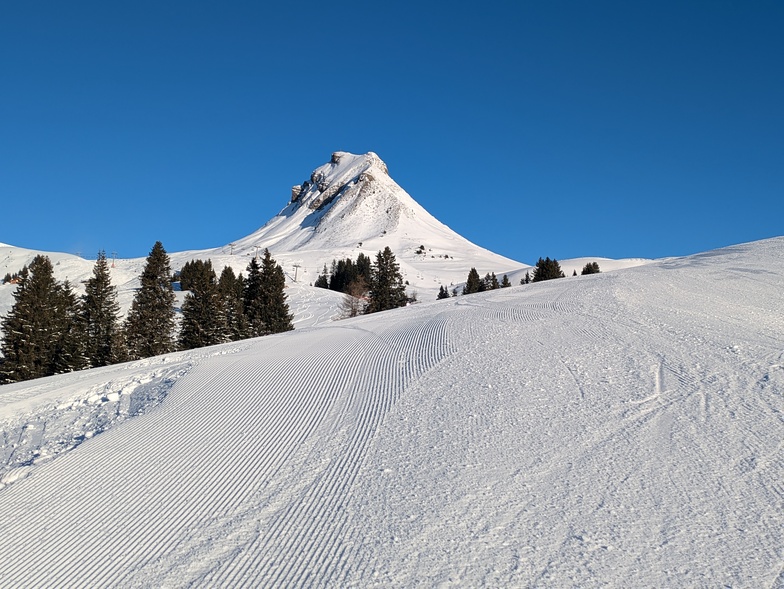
[0,238,782,587]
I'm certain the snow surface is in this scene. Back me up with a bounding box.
[0,236,782,587]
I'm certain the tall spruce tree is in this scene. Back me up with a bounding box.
[366,247,407,313]
[179,259,227,350]
[124,241,176,359]
[0,255,84,383]
[501,274,512,288]
[531,257,565,282]
[258,249,294,334]
[463,268,482,295]
[179,259,214,291]
[82,251,121,367]
[51,280,88,374]
[218,266,249,341]
[243,256,264,337]
[244,250,293,336]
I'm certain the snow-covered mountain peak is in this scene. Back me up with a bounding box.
[228,151,521,275]
[219,150,531,293]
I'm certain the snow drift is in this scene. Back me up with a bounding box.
[0,236,781,587]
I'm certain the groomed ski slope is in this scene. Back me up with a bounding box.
[0,238,782,587]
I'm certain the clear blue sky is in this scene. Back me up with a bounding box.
[2,1,782,263]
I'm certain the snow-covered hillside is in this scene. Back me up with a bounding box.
[0,237,781,587]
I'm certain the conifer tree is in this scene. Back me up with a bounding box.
[82,251,121,367]
[244,250,293,336]
[501,274,511,288]
[259,249,294,334]
[218,266,249,341]
[179,259,214,292]
[488,272,500,290]
[124,241,176,359]
[463,268,482,295]
[355,253,372,285]
[1,256,83,382]
[532,257,565,282]
[437,285,451,300]
[366,247,407,313]
[243,256,264,336]
[179,260,227,350]
[581,261,601,275]
[51,280,88,374]
[313,266,329,289]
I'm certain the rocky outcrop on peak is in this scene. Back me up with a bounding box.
[285,152,390,212]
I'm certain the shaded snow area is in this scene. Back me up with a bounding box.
[0,238,782,587]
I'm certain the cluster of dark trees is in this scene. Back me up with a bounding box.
[314,253,372,295]
[0,242,292,385]
[1,270,25,284]
[314,247,408,316]
[581,261,601,275]
[462,269,512,295]
[526,257,601,283]
[442,258,601,300]
[437,270,512,300]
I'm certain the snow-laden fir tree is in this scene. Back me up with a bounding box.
[124,241,176,359]
[501,274,512,288]
[179,259,227,350]
[366,247,407,313]
[82,251,121,367]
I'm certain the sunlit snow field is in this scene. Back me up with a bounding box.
[0,237,782,587]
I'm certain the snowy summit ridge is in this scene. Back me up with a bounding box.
[230,151,502,258]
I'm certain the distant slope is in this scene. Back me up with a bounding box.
[0,237,781,587]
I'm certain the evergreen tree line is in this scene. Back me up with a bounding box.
[0,242,292,384]
[441,258,600,300]
[314,247,408,316]
[313,253,372,295]
[436,270,511,300]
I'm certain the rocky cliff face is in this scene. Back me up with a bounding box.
[289,152,390,212]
